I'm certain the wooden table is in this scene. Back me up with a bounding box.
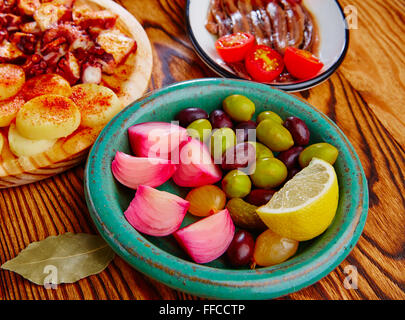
[0,0,404,300]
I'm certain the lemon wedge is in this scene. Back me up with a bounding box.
[256,158,339,241]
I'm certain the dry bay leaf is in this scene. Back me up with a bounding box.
[1,233,115,285]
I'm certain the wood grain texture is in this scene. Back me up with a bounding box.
[0,0,404,300]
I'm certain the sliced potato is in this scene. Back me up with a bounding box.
[21,74,72,101]
[0,64,25,101]
[70,83,123,128]
[8,123,56,157]
[0,95,25,127]
[16,94,81,140]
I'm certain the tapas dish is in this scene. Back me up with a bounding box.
[186,0,349,91]
[0,0,152,187]
[84,78,368,299]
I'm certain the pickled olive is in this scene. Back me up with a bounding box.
[186,185,226,217]
[175,107,208,127]
[287,167,301,180]
[256,119,294,152]
[245,189,276,206]
[283,116,310,146]
[222,170,252,198]
[277,146,304,170]
[210,127,236,161]
[235,120,257,142]
[209,109,234,129]
[226,198,267,230]
[299,143,339,168]
[186,119,212,142]
[253,229,299,267]
[248,141,274,159]
[226,230,255,267]
[223,95,255,122]
[222,142,256,171]
[250,158,287,189]
[257,111,283,125]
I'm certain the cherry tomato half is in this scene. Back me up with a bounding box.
[244,45,284,83]
[215,33,255,63]
[284,47,324,80]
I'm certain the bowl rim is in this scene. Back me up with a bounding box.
[185,0,350,92]
[84,78,368,300]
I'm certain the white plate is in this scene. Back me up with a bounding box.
[186,0,349,92]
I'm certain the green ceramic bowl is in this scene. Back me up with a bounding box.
[84,79,368,299]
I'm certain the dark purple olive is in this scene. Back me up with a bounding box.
[175,108,208,127]
[226,230,255,267]
[222,142,256,171]
[287,167,301,180]
[209,109,233,129]
[235,121,257,142]
[283,117,310,146]
[245,189,276,206]
[277,146,304,170]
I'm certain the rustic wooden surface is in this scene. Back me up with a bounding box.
[0,0,404,300]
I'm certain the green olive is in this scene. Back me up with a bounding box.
[210,127,236,161]
[222,95,255,122]
[257,111,283,125]
[222,170,252,198]
[250,158,287,189]
[226,198,266,231]
[187,119,212,142]
[248,141,274,159]
[256,119,294,152]
[299,143,339,167]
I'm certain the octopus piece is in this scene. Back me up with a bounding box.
[56,51,80,84]
[17,0,40,16]
[96,29,136,65]
[33,2,69,31]
[81,63,102,84]
[20,21,41,34]
[21,53,48,77]
[73,5,118,29]
[0,13,22,31]
[42,22,86,44]
[10,31,37,54]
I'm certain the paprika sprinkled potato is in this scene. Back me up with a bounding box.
[70,84,122,128]
[16,94,81,140]
[0,64,25,101]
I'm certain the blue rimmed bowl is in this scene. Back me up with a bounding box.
[84,78,368,299]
